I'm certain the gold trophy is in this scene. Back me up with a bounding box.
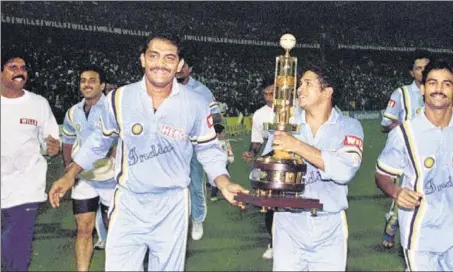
[235,34,322,215]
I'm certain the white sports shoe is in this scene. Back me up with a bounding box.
[191,221,204,241]
[94,240,106,250]
[262,244,273,259]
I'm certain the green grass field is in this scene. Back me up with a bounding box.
[29,119,406,271]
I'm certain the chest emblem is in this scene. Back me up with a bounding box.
[131,123,144,135]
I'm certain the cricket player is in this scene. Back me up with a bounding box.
[175,55,222,240]
[49,33,247,271]
[61,65,116,271]
[241,79,276,259]
[1,51,60,271]
[262,64,364,271]
[380,49,431,249]
[376,58,453,271]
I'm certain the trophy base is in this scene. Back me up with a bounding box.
[250,180,304,191]
[234,192,323,215]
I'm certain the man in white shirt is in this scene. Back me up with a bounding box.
[242,79,275,259]
[1,50,60,271]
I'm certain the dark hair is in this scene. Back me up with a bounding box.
[1,49,28,71]
[301,63,341,106]
[214,124,225,134]
[79,65,106,84]
[140,33,184,59]
[408,49,431,71]
[421,58,453,85]
[301,63,338,90]
[262,77,275,89]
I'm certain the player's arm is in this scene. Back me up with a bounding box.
[49,90,120,208]
[226,140,234,164]
[375,127,422,208]
[381,89,403,133]
[273,119,364,184]
[191,105,248,205]
[242,113,264,162]
[61,107,76,170]
[39,99,61,156]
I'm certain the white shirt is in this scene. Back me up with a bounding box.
[1,90,60,208]
[251,105,274,145]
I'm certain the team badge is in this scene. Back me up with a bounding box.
[424,157,435,169]
[75,123,81,131]
[131,123,143,135]
[416,108,422,114]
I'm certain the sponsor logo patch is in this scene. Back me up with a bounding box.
[388,99,396,108]
[207,114,214,128]
[20,118,38,126]
[160,124,186,140]
[344,135,363,151]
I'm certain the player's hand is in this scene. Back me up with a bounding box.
[242,151,254,163]
[396,188,423,209]
[49,175,75,208]
[273,131,300,152]
[46,135,60,156]
[219,182,249,207]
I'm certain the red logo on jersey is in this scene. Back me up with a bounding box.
[20,118,38,126]
[206,114,213,128]
[388,99,396,108]
[344,135,363,151]
[160,125,186,140]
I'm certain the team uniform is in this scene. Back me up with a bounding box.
[62,94,116,214]
[376,111,453,271]
[381,81,424,243]
[72,77,228,271]
[262,108,364,271]
[185,76,221,225]
[1,90,60,271]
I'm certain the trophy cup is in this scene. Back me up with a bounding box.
[234,34,323,215]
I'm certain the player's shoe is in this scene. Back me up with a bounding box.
[262,244,273,259]
[191,220,204,240]
[94,240,106,250]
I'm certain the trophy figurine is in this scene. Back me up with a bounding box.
[234,34,323,215]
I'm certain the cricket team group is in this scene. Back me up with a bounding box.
[2,33,453,271]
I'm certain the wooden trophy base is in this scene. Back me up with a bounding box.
[234,192,323,215]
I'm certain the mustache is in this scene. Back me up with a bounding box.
[13,75,26,81]
[150,67,171,73]
[430,92,447,98]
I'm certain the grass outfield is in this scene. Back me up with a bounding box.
[29,119,406,271]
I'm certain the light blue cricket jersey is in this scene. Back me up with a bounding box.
[74,77,228,194]
[377,110,453,252]
[61,94,108,157]
[381,81,424,126]
[186,76,220,114]
[263,108,364,213]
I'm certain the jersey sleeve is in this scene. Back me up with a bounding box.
[190,103,229,186]
[251,112,265,143]
[38,98,61,150]
[376,126,408,178]
[61,107,76,145]
[73,89,120,171]
[381,88,403,126]
[319,119,364,184]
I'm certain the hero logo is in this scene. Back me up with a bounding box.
[344,135,363,151]
[160,125,186,140]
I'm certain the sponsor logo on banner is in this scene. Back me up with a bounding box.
[20,118,38,126]
[344,135,363,151]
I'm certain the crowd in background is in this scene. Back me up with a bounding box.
[2,1,452,123]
